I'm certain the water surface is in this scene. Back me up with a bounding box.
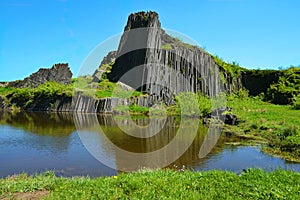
[0,112,299,177]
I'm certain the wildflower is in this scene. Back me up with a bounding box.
[113,176,118,179]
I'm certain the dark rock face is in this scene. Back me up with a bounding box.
[0,96,4,110]
[8,63,72,88]
[109,11,224,106]
[124,11,160,31]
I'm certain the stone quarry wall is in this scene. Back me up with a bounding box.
[8,63,72,88]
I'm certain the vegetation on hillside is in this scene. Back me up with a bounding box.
[0,81,74,109]
[266,67,300,104]
[213,56,245,78]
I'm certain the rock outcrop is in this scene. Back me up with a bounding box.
[108,11,224,106]
[92,51,116,82]
[9,63,72,88]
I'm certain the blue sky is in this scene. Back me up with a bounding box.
[0,0,300,81]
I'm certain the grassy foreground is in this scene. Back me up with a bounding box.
[1,169,299,199]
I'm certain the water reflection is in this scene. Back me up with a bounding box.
[0,111,75,136]
[75,113,224,171]
[0,111,299,177]
[0,112,75,153]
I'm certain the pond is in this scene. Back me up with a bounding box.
[0,111,299,177]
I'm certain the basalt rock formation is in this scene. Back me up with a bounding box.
[1,11,296,113]
[9,63,72,88]
[107,11,226,106]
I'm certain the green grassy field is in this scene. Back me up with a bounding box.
[1,169,299,199]
[226,96,300,162]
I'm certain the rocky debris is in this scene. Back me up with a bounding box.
[8,63,72,88]
[0,82,8,87]
[116,82,135,91]
[161,29,177,45]
[203,107,238,125]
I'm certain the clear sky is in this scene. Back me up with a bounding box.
[0,0,300,81]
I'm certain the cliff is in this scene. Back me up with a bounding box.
[108,11,225,106]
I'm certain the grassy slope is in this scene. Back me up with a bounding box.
[226,97,300,162]
[1,169,299,199]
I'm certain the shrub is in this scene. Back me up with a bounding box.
[10,81,73,108]
[175,92,212,117]
[265,67,300,104]
[36,81,73,97]
[129,105,149,114]
[292,94,300,110]
[236,89,249,100]
[175,92,200,117]
[197,93,212,117]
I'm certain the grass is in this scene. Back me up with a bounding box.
[226,95,300,162]
[113,104,150,115]
[96,80,143,99]
[0,169,299,199]
[161,43,173,50]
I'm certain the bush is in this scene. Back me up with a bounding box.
[270,126,299,153]
[265,67,300,105]
[10,81,73,108]
[0,86,14,97]
[129,105,149,114]
[236,89,249,100]
[175,92,212,117]
[12,88,35,101]
[197,93,212,117]
[36,81,73,97]
[292,94,300,110]
[175,92,200,117]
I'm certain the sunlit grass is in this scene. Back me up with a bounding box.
[0,169,299,199]
[226,97,300,161]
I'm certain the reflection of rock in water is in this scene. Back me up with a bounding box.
[0,111,75,136]
[0,111,75,153]
[198,126,223,159]
[74,113,223,172]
